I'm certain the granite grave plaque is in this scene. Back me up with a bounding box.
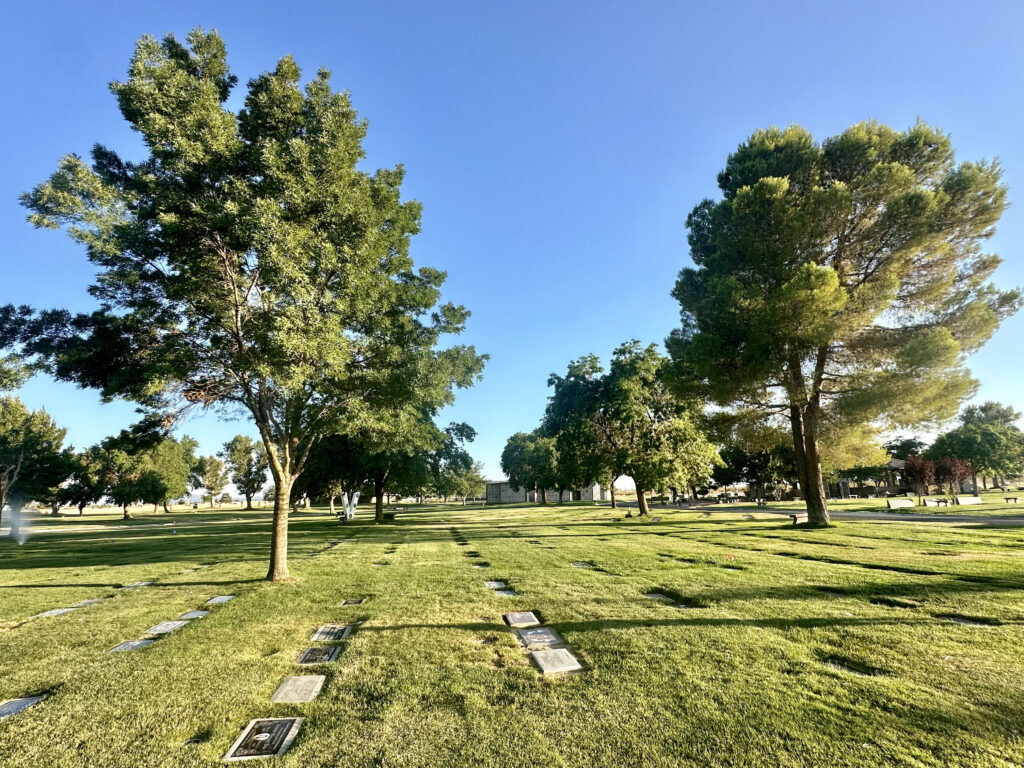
[0,695,45,719]
[179,610,211,620]
[310,624,351,642]
[503,611,539,628]
[516,626,564,650]
[71,598,109,607]
[341,598,365,606]
[494,589,518,597]
[145,620,189,635]
[297,646,342,665]
[223,717,303,761]
[110,638,156,652]
[485,581,507,589]
[207,595,235,605]
[530,648,583,676]
[270,675,325,703]
[31,607,77,619]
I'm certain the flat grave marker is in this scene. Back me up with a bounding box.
[71,598,109,608]
[503,611,540,628]
[310,624,351,642]
[0,696,45,720]
[485,581,507,589]
[297,646,342,665]
[530,648,584,676]
[179,610,211,620]
[571,562,594,569]
[516,627,565,650]
[270,675,325,703]
[643,592,673,602]
[341,598,366,606]
[206,595,235,605]
[31,607,77,619]
[494,589,518,597]
[223,717,304,762]
[145,620,189,635]
[110,638,156,652]
[118,581,153,590]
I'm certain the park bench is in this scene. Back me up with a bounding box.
[789,512,808,525]
[886,498,915,509]
[955,496,984,506]
[1005,497,1020,504]
[923,498,949,507]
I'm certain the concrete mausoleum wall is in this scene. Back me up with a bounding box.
[485,482,608,504]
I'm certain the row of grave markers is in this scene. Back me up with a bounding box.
[503,611,583,676]
[110,594,236,652]
[222,597,365,761]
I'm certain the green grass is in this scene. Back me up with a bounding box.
[2,502,1024,766]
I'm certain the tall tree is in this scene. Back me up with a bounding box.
[669,122,1020,525]
[141,435,198,512]
[927,423,1024,496]
[198,455,230,507]
[546,343,719,515]
[500,430,558,504]
[903,455,935,504]
[57,447,107,515]
[220,435,269,509]
[10,30,484,579]
[0,397,70,539]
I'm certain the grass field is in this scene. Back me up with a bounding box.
[2,501,1024,767]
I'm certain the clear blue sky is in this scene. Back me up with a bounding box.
[2,1,1022,480]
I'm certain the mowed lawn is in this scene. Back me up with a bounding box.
[2,503,1024,767]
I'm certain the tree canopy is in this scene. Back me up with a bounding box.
[669,121,1020,524]
[220,435,268,509]
[8,29,485,578]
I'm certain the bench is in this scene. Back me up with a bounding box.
[789,513,808,525]
[923,498,949,507]
[1005,497,1020,504]
[887,498,915,509]
[955,496,984,506]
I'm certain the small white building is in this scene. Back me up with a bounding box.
[485,482,607,504]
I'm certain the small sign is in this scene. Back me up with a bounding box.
[223,717,303,761]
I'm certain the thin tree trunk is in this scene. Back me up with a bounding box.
[163,501,171,513]
[610,484,617,509]
[78,503,86,516]
[328,495,335,516]
[267,475,292,581]
[50,500,60,516]
[245,494,253,510]
[972,469,980,497]
[801,404,830,523]
[123,503,132,520]
[375,477,385,524]
[636,489,649,516]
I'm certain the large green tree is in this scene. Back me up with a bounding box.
[220,435,269,509]
[0,397,70,539]
[500,430,558,504]
[197,455,230,507]
[669,122,1020,524]
[546,342,720,515]
[927,422,1024,496]
[9,30,483,579]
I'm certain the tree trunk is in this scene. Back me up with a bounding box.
[610,484,617,509]
[78,502,86,516]
[153,503,159,514]
[636,489,649,516]
[972,469,980,497]
[328,495,335,516]
[163,501,171,513]
[50,500,60,516]
[375,477,385,524]
[788,403,829,524]
[244,493,253,510]
[267,476,292,581]
[538,487,547,505]
[123,503,132,520]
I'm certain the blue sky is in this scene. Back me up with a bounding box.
[2,1,1022,481]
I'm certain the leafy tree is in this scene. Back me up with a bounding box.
[220,435,269,509]
[198,455,229,507]
[713,428,797,501]
[934,456,970,498]
[927,423,1024,496]
[9,30,484,579]
[903,455,935,504]
[57,447,107,514]
[885,437,927,462]
[960,401,1021,428]
[668,122,1021,525]
[546,342,719,515]
[429,424,478,501]
[0,397,70,538]
[500,431,558,504]
[139,435,197,512]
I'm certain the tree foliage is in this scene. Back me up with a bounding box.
[669,121,1020,524]
[220,435,268,508]
[9,30,484,578]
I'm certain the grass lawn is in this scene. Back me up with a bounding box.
[2,502,1024,767]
